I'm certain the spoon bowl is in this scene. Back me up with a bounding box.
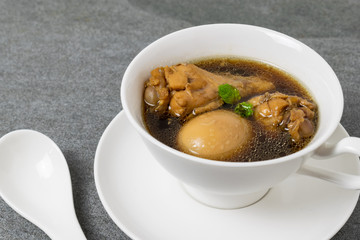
[0,129,86,240]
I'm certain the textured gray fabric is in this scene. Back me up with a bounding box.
[0,0,359,239]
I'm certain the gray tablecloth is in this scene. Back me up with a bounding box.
[0,0,359,239]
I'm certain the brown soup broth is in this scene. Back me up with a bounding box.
[143,57,318,162]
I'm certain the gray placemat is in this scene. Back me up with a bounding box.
[0,0,359,239]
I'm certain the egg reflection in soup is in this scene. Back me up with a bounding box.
[177,110,252,161]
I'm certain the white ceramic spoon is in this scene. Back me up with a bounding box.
[0,129,86,240]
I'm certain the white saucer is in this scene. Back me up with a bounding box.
[94,111,360,240]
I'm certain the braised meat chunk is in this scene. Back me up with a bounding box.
[144,63,275,118]
[248,92,317,142]
[143,67,170,113]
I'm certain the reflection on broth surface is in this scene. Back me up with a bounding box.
[143,57,318,162]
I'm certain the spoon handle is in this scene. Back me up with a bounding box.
[45,215,87,240]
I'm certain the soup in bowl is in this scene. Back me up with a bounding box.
[143,57,318,162]
[121,24,360,209]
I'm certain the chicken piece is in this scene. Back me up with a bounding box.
[164,65,189,90]
[248,92,317,142]
[144,63,275,118]
[143,67,170,113]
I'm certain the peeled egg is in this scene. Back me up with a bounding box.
[177,110,252,160]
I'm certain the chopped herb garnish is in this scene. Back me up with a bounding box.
[218,84,241,104]
[235,102,253,118]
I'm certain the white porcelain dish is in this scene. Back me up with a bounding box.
[94,111,360,240]
[120,24,360,209]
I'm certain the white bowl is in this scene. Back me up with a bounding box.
[121,24,359,209]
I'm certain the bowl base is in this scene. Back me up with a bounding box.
[182,184,270,209]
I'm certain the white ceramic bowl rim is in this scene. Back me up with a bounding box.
[121,23,344,168]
